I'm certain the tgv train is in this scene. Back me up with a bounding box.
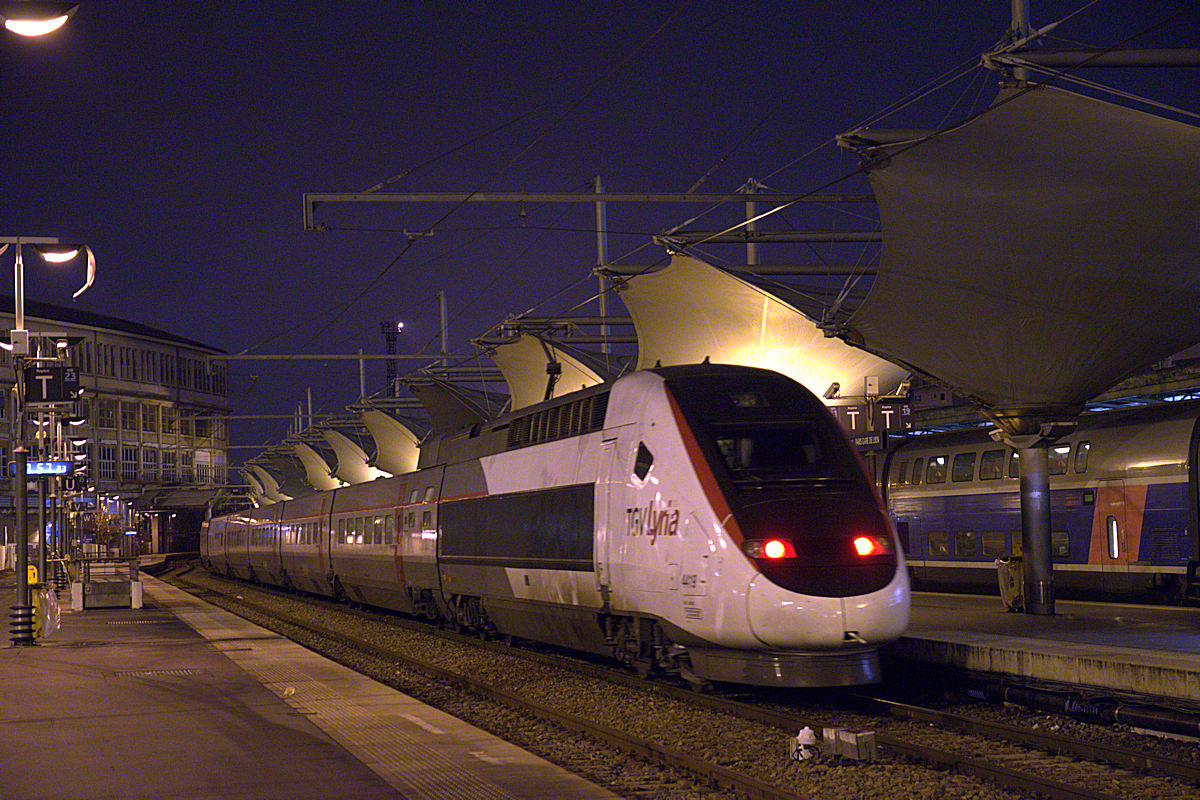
[883,400,1200,602]
[203,364,910,687]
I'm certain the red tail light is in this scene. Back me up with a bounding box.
[744,538,797,559]
[853,535,891,557]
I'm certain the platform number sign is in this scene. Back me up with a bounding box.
[23,365,81,404]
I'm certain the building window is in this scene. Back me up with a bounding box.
[162,450,176,481]
[98,399,117,429]
[179,451,193,482]
[121,402,138,432]
[142,405,158,433]
[99,445,117,481]
[163,408,178,434]
[121,446,138,481]
[142,448,159,480]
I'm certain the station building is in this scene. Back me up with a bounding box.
[0,296,231,554]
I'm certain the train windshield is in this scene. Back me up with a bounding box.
[710,421,824,480]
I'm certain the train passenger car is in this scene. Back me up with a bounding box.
[210,364,910,687]
[277,491,332,595]
[244,504,283,585]
[883,401,1200,600]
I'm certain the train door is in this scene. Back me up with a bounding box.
[1091,480,1137,575]
[595,439,617,599]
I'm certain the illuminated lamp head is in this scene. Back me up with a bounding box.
[743,538,797,559]
[852,535,892,557]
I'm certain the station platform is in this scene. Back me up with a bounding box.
[0,571,618,800]
[893,591,1200,706]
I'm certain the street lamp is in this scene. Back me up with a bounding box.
[2,236,94,645]
[0,2,77,36]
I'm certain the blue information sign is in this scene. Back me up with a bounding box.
[10,461,72,476]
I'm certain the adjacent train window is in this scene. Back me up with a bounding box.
[951,453,977,483]
[1048,444,1071,476]
[1053,531,1070,559]
[1074,441,1091,474]
[1107,516,1120,559]
[634,442,654,481]
[981,531,1007,558]
[1008,449,1020,478]
[925,456,947,485]
[373,516,384,545]
[927,531,950,557]
[911,458,924,486]
[953,531,978,557]
[979,449,1006,480]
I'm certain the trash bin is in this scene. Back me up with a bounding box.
[995,556,1024,612]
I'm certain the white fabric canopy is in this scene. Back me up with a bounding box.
[292,442,344,491]
[322,429,387,484]
[487,332,609,410]
[358,408,421,476]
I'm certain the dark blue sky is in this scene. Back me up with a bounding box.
[2,1,1196,465]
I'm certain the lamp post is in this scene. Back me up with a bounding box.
[2,236,94,645]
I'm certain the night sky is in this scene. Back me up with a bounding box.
[2,1,1196,470]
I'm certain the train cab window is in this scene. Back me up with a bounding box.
[1074,441,1091,474]
[925,456,947,485]
[633,442,654,481]
[953,531,978,557]
[911,458,924,485]
[1052,531,1070,559]
[951,452,977,482]
[1048,445,1071,476]
[1008,449,1020,478]
[981,531,1007,558]
[927,531,950,557]
[1107,516,1120,558]
[979,449,1006,480]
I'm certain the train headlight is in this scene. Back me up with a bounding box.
[744,538,797,559]
[852,535,892,557]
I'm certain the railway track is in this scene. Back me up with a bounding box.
[169,568,1200,800]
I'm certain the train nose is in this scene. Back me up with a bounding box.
[745,572,849,648]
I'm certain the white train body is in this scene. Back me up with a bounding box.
[204,365,910,686]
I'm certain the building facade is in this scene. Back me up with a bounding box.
[0,297,230,553]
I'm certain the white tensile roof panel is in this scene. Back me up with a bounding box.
[488,333,608,411]
[841,84,1200,424]
[618,254,906,398]
[322,429,387,485]
[292,442,343,491]
[358,408,421,476]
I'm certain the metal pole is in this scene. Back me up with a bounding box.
[744,178,760,268]
[595,176,610,354]
[1018,443,1055,615]
[307,387,313,430]
[37,476,46,585]
[12,444,33,644]
[358,350,365,400]
[439,290,448,366]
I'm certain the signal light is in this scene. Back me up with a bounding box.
[852,535,891,557]
[744,538,797,559]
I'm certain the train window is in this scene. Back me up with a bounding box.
[1052,531,1070,559]
[336,518,345,544]
[1074,441,1091,474]
[925,456,947,485]
[981,531,1007,558]
[927,531,950,557]
[911,458,924,485]
[1107,516,1119,558]
[979,449,1005,480]
[893,460,909,486]
[711,422,822,480]
[424,487,436,502]
[951,453,977,482]
[633,442,654,481]
[385,514,395,545]
[357,517,367,545]
[374,516,384,545]
[1048,445,1071,476]
[953,531,978,557]
[1008,450,1019,478]
[420,510,433,530]
[409,489,420,504]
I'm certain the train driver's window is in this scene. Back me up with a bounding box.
[1048,444,1070,475]
[951,453,977,482]
[1074,441,1091,474]
[1008,449,1020,478]
[633,442,654,481]
[925,456,947,484]
[911,458,924,485]
[979,449,1005,480]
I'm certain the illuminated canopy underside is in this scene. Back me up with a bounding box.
[487,332,613,411]
[292,441,344,491]
[618,254,906,398]
[358,408,422,476]
[323,429,387,484]
[247,464,290,503]
[841,85,1200,425]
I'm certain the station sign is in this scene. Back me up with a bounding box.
[10,461,72,476]
[830,400,911,436]
[23,365,81,405]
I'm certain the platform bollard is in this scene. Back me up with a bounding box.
[10,606,36,646]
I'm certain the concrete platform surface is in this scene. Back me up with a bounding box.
[0,571,619,800]
[896,592,1200,704]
